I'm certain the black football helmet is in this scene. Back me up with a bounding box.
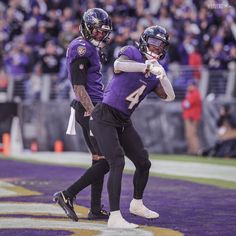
[80,8,112,48]
[139,25,169,60]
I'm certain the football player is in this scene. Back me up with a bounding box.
[53,8,112,221]
[89,25,175,228]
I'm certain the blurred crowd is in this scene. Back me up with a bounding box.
[0,0,235,101]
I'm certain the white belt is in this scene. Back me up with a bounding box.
[66,107,76,135]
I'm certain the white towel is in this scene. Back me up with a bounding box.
[66,107,76,135]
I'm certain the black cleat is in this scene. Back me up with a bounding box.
[53,191,78,222]
[88,207,110,220]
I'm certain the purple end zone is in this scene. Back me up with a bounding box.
[0,229,70,236]
[0,158,236,236]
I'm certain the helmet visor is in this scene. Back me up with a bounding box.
[147,37,168,48]
[146,37,169,60]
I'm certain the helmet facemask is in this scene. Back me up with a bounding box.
[144,37,169,60]
[89,26,111,48]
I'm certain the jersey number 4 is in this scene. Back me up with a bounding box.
[126,85,146,109]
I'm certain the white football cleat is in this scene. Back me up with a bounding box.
[129,199,159,219]
[107,210,139,229]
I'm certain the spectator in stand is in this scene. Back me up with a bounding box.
[39,40,64,73]
[157,7,173,31]
[182,80,202,155]
[207,41,228,96]
[5,7,23,41]
[60,7,75,24]
[0,19,9,51]
[214,104,236,157]
[178,34,194,65]
[3,41,30,100]
[0,0,235,101]
[38,40,64,101]
[25,63,42,101]
[23,20,37,47]
[34,21,50,47]
[167,29,181,64]
[29,4,45,25]
[202,104,236,157]
[46,9,61,39]
[46,0,70,10]
[31,0,48,15]
[58,21,77,48]
[208,41,228,70]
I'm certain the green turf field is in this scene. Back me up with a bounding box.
[150,154,236,166]
[149,155,236,189]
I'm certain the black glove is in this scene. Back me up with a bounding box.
[99,49,108,63]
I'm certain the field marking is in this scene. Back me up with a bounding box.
[7,152,236,183]
[0,202,74,216]
[0,181,41,197]
[0,180,183,236]
[0,218,154,236]
[0,217,183,236]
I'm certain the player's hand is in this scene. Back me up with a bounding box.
[84,111,91,117]
[144,59,156,76]
[149,63,166,79]
[145,59,156,71]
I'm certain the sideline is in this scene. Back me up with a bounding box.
[2,152,236,183]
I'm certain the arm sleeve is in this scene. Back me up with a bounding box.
[150,63,175,101]
[70,58,90,86]
[158,74,175,101]
[114,45,151,73]
[114,56,147,73]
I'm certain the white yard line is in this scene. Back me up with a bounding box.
[4,152,236,183]
[0,202,68,215]
[0,218,153,236]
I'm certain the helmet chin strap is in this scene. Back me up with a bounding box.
[90,39,105,48]
[145,48,161,60]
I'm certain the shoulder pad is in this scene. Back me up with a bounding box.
[118,45,141,61]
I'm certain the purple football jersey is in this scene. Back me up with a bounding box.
[103,45,160,116]
[66,37,103,102]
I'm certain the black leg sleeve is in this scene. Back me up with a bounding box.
[71,100,105,211]
[119,124,151,199]
[90,159,105,212]
[90,119,125,212]
[65,159,109,200]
